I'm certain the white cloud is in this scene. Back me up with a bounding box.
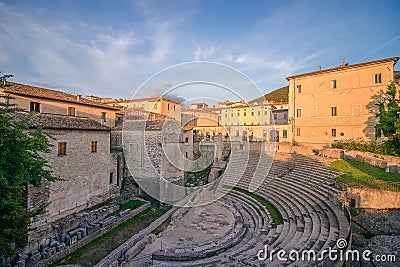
[149,21,175,63]
[0,2,183,98]
[193,40,220,61]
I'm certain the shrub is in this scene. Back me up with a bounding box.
[332,138,398,156]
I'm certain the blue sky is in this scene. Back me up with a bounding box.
[0,0,399,104]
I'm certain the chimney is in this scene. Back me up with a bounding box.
[318,65,322,71]
[77,94,81,101]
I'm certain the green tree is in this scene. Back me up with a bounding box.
[376,81,400,155]
[0,72,55,258]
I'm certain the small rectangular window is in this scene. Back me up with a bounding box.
[68,107,76,116]
[109,173,113,184]
[264,110,268,115]
[273,114,278,120]
[30,102,40,112]
[58,142,66,156]
[374,73,382,84]
[331,129,337,137]
[331,106,338,116]
[101,112,107,122]
[258,111,261,116]
[243,112,246,117]
[167,103,170,110]
[296,128,301,136]
[283,130,288,138]
[331,79,337,89]
[296,109,302,118]
[91,141,97,153]
[185,137,189,143]
[296,85,302,93]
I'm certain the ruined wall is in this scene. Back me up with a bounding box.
[26,201,118,253]
[345,187,400,209]
[319,148,400,174]
[123,120,185,203]
[111,129,133,194]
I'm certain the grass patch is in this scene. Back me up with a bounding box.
[119,199,145,211]
[152,217,171,236]
[330,159,400,190]
[232,187,283,228]
[53,207,167,267]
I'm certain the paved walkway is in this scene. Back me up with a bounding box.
[137,202,236,257]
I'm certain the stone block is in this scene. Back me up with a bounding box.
[56,242,66,252]
[39,243,48,251]
[50,240,58,248]
[40,249,48,259]
[15,259,26,267]
[119,209,131,218]
[27,253,41,267]
[70,235,78,245]
[68,228,81,237]
[387,165,400,174]
[80,227,87,238]
[48,247,56,256]
[65,234,71,246]
[86,225,100,235]
[61,233,67,243]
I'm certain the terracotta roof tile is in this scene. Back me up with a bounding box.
[3,83,119,110]
[286,57,399,80]
[16,113,110,131]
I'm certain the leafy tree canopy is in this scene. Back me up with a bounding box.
[0,72,54,258]
[376,81,400,155]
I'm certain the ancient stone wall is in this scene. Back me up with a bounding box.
[26,201,118,253]
[27,128,117,253]
[319,148,400,174]
[345,187,400,209]
[43,129,115,222]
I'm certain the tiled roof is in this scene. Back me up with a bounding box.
[106,96,181,105]
[286,57,399,80]
[3,83,119,110]
[17,113,110,131]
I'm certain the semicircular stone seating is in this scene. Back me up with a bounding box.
[149,149,351,267]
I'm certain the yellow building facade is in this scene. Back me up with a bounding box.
[287,57,399,146]
[107,96,182,121]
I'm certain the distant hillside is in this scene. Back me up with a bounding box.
[250,86,288,104]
